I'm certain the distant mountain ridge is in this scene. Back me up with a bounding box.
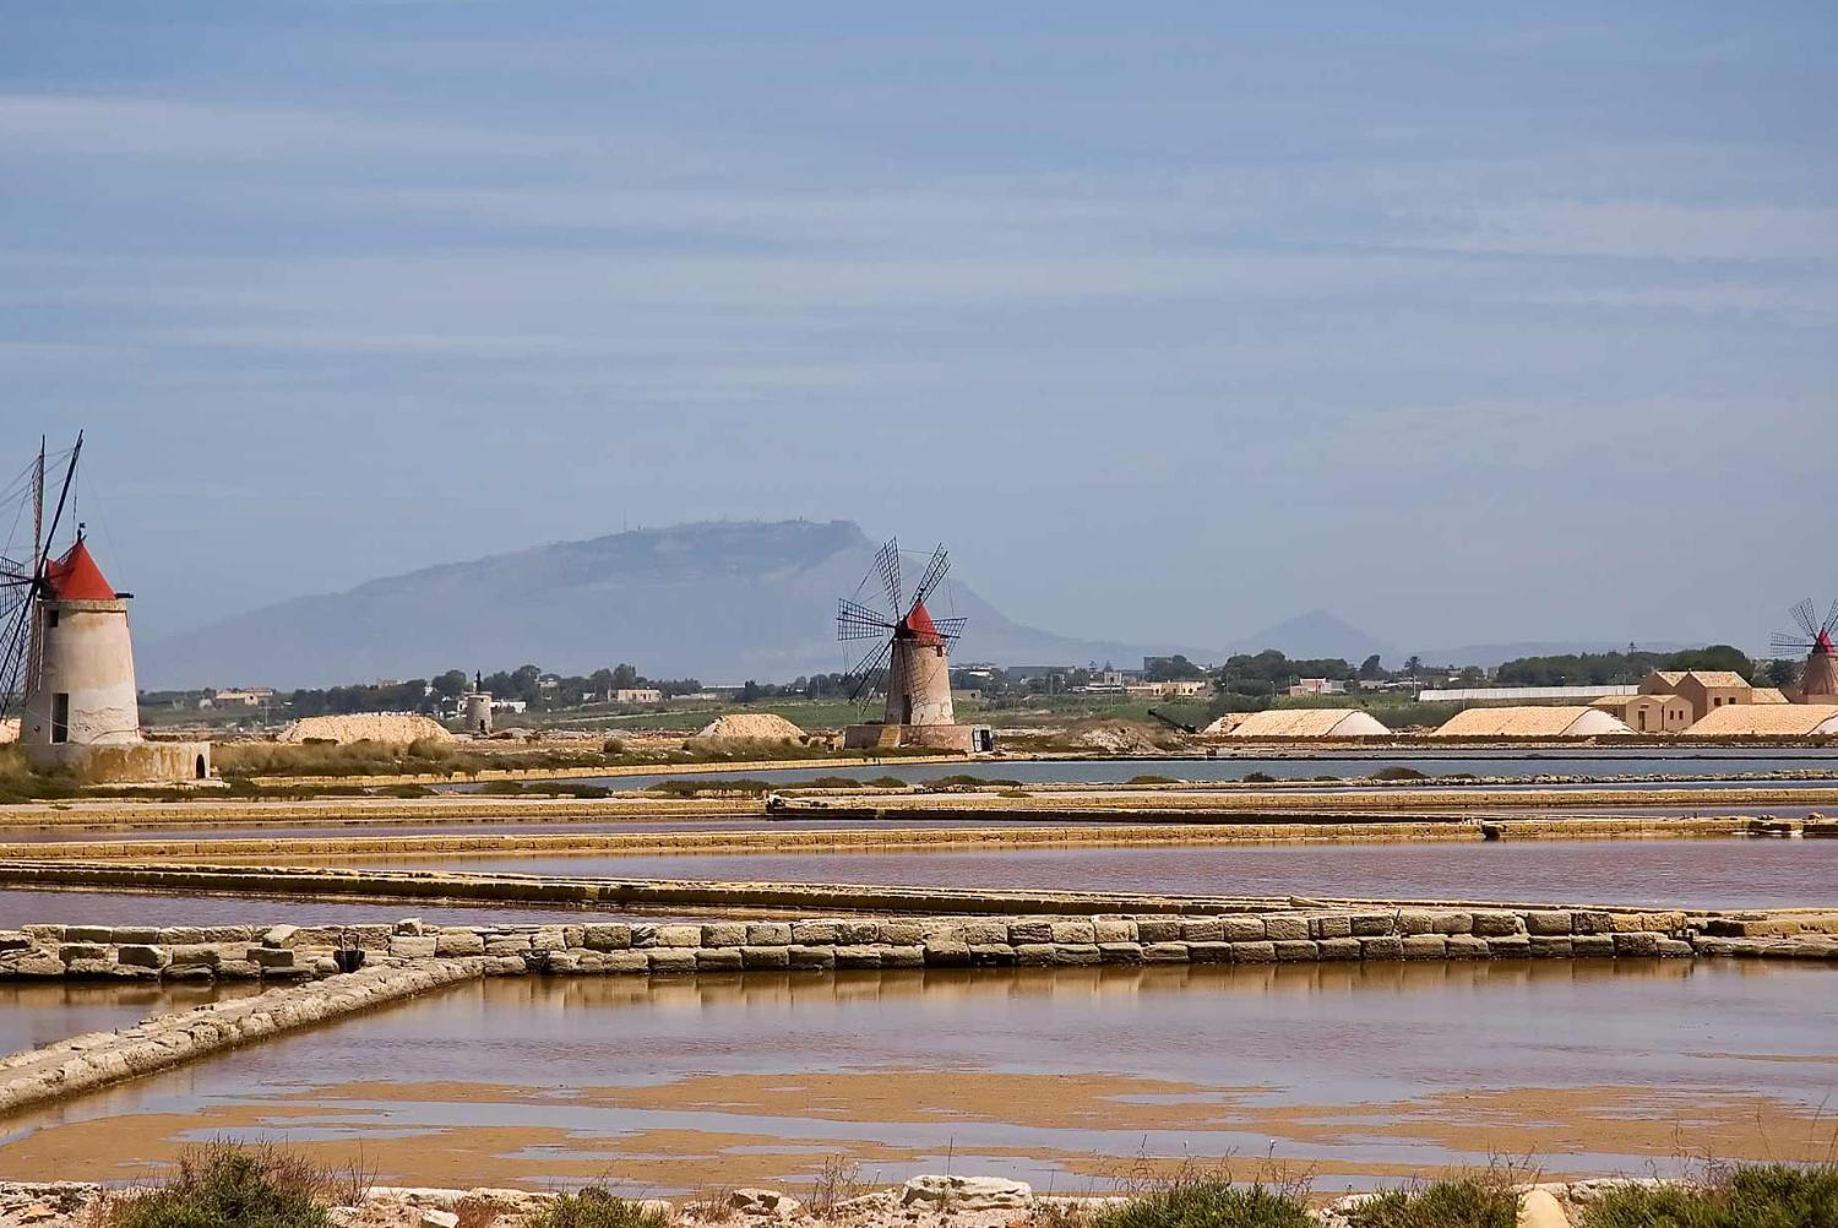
[140,519,1213,689]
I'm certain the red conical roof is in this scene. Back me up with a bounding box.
[899,601,945,647]
[43,538,116,601]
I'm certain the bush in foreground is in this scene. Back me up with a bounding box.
[1092,1180,1313,1228]
[527,1188,674,1228]
[1344,1174,1518,1228]
[1581,1163,1838,1228]
[109,1142,334,1228]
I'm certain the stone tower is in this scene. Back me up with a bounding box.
[461,671,493,735]
[21,536,141,749]
[883,603,955,727]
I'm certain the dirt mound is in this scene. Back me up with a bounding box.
[690,713,807,743]
[1200,713,1250,735]
[1062,718,1182,753]
[277,713,455,745]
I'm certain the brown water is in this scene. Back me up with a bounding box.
[0,981,258,1058]
[374,838,1838,908]
[0,959,1831,1192]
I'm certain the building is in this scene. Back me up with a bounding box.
[1681,704,1838,738]
[1637,669,1758,724]
[610,687,663,704]
[1287,678,1347,697]
[1590,693,1694,734]
[1228,708,1390,738]
[18,536,211,783]
[200,687,274,709]
[1430,705,1633,738]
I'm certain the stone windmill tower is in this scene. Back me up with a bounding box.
[836,539,992,752]
[1771,599,1838,703]
[0,435,210,782]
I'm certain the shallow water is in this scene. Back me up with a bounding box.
[0,981,258,1057]
[0,959,1831,1190]
[0,889,659,930]
[372,837,1838,909]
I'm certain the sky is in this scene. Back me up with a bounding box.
[2,3,1833,655]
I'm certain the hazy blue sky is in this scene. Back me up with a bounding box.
[3,3,1832,653]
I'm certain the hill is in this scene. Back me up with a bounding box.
[140,520,1210,688]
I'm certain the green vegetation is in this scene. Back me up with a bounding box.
[1496,644,1754,686]
[1344,1175,1518,1228]
[1092,1179,1313,1228]
[644,777,777,797]
[108,1142,337,1228]
[1581,1164,1838,1228]
[526,1188,673,1228]
[1129,774,1180,785]
[1369,765,1428,781]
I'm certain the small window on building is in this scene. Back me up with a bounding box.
[51,693,69,744]
[44,609,58,629]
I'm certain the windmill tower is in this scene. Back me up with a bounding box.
[1771,599,1838,703]
[836,539,992,753]
[1,435,211,783]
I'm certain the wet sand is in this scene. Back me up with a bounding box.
[0,959,1831,1192]
[372,838,1838,909]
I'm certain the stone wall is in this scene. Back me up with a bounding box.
[3,905,1831,985]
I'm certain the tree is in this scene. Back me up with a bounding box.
[1358,654,1385,681]
[430,670,469,699]
[1403,656,1423,676]
[611,663,640,689]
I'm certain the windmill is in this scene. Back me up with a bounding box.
[836,538,966,727]
[0,435,81,726]
[1770,599,1838,702]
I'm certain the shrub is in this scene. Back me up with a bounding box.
[526,1188,673,1228]
[1242,771,1275,784]
[1093,1180,1312,1228]
[805,776,863,789]
[1368,766,1428,782]
[867,776,908,789]
[1582,1164,1838,1228]
[1345,1175,1517,1228]
[1129,774,1179,785]
[109,1141,333,1228]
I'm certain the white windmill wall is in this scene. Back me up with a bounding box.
[462,691,494,735]
[885,638,955,727]
[21,597,141,747]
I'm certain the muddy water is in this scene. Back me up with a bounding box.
[0,959,1831,1192]
[0,981,258,1057]
[376,838,1838,909]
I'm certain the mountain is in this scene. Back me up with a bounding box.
[1223,610,1394,663]
[139,519,1212,689]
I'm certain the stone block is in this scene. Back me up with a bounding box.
[1572,935,1615,957]
[1,952,65,977]
[1048,921,1096,945]
[389,937,437,959]
[746,922,794,946]
[1317,937,1363,961]
[262,925,300,948]
[1263,916,1309,942]
[901,1176,1031,1210]
[791,920,842,945]
[164,964,215,982]
[484,936,532,956]
[603,952,649,973]
[647,948,698,974]
[433,930,485,957]
[629,924,659,948]
[1487,936,1532,959]
[1359,936,1405,961]
[1395,910,1437,936]
[1471,911,1521,937]
[1656,938,1695,958]
[1182,918,1224,943]
[1528,936,1573,959]
[881,945,926,968]
[65,926,114,944]
[655,925,702,949]
[1524,911,1574,936]
[1573,911,1617,936]
[1142,942,1189,964]
[58,944,109,963]
[530,928,567,953]
[959,920,1010,945]
[968,943,1017,966]
[1015,944,1055,966]
[1187,941,1233,964]
[117,945,169,969]
[1218,917,1266,942]
[1272,940,1318,962]
[1310,915,1352,940]
[582,924,632,951]
[1135,917,1182,943]
[922,940,970,967]
[695,948,744,972]
[787,945,837,970]
[1051,944,1102,966]
[1093,918,1137,943]
[700,923,748,948]
[837,920,879,944]
[1349,913,1394,937]
[741,945,791,970]
[112,926,162,945]
[834,945,882,969]
[1230,941,1276,964]
[168,945,223,967]
[1445,935,1490,960]
[250,947,295,969]
[20,925,64,943]
[216,959,262,979]
[876,920,924,946]
[1098,942,1144,965]
[1432,912,1473,935]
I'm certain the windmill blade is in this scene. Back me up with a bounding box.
[1771,632,1815,653]
[934,616,967,645]
[0,583,32,722]
[843,639,893,703]
[874,538,902,614]
[1791,598,1818,637]
[907,543,950,610]
[1823,599,1838,637]
[837,598,896,642]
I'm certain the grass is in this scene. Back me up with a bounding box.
[1092,1179,1313,1228]
[106,1142,344,1228]
[525,1188,673,1228]
[1344,1173,1519,1228]
[644,777,777,797]
[1580,1163,1838,1228]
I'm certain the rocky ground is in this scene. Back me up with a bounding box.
[0,1173,1657,1228]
